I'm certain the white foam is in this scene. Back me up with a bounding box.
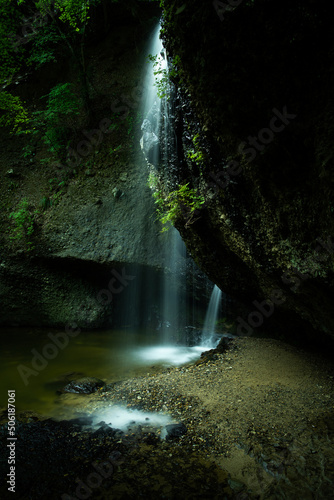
[136,345,212,366]
[92,405,172,430]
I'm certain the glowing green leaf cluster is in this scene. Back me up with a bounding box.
[0,91,30,133]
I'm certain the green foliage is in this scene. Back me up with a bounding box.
[148,54,181,99]
[0,0,24,81]
[0,0,104,136]
[43,82,81,121]
[49,176,66,190]
[0,1,30,134]
[54,0,91,31]
[36,0,94,32]
[22,143,36,159]
[149,174,205,231]
[0,91,30,134]
[27,23,61,68]
[43,162,69,205]
[9,198,39,251]
[34,82,81,152]
[186,133,205,166]
[44,126,71,153]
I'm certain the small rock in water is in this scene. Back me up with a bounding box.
[165,423,187,441]
[62,377,106,394]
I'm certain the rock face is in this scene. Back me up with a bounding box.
[0,8,213,330]
[157,0,334,346]
[140,118,160,165]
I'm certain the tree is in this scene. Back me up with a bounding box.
[0,0,160,135]
[0,0,30,133]
[0,0,102,134]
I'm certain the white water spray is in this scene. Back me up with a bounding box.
[201,285,222,347]
[140,24,166,167]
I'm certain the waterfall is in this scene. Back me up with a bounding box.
[140,23,187,344]
[139,23,217,356]
[161,228,187,343]
[201,285,222,347]
[140,23,165,168]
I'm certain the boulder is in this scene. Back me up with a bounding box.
[140,119,160,164]
[165,422,187,441]
[61,377,106,394]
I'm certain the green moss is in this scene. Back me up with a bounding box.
[9,198,39,251]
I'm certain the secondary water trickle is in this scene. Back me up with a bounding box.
[161,228,187,342]
[201,285,223,348]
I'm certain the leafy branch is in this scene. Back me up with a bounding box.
[33,82,81,152]
[148,174,205,231]
[147,53,181,99]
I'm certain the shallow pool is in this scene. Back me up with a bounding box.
[0,327,213,416]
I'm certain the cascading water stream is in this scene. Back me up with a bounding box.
[140,23,166,168]
[161,228,186,343]
[140,23,188,345]
[138,22,219,361]
[201,285,223,347]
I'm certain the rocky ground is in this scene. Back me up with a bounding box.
[1,337,333,499]
[81,337,334,499]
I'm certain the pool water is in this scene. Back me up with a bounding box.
[0,327,211,416]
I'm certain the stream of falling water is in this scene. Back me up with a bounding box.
[0,24,225,424]
[140,24,187,344]
[138,23,219,362]
[201,285,223,347]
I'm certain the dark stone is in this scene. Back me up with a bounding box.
[62,377,106,394]
[69,416,94,426]
[93,425,115,437]
[5,168,21,178]
[140,124,160,165]
[165,422,187,441]
[215,335,234,353]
